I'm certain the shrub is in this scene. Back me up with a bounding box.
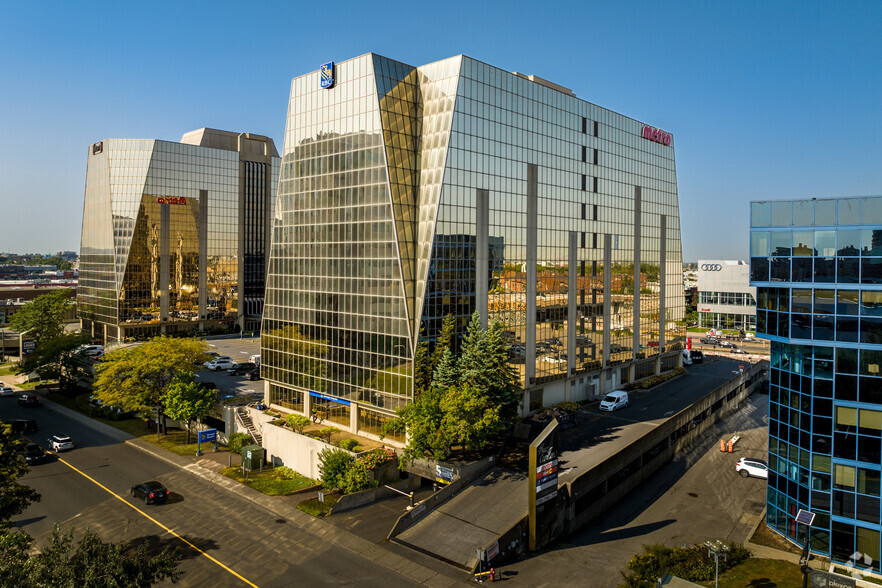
[319,426,340,444]
[338,439,360,452]
[358,448,397,470]
[271,418,285,427]
[286,414,311,434]
[619,543,750,586]
[554,401,582,413]
[274,466,299,480]
[318,448,353,491]
[227,433,253,454]
[340,459,376,494]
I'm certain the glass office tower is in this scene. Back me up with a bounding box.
[751,196,882,571]
[78,129,279,342]
[263,54,684,440]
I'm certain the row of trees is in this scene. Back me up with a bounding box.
[0,424,183,585]
[392,312,522,463]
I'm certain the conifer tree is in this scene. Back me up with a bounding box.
[412,326,431,393]
[433,347,458,390]
[430,314,457,376]
[457,311,486,381]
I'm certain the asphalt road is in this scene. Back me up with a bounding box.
[4,395,422,587]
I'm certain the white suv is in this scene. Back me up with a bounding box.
[205,358,236,371]
[47,435,74,452]
[735,457,768,479]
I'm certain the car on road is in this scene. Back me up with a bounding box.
[22,443,46,465]
[599,390,629,412]
[205,358,236,372]
[246,368,262,381]
[718,341,734,348]
[18,394,40,407]
[227,362,256,376]
[0,386,15,397]
[730,348,748,355]
[699,337,719,344]
[735,457,768,479]
[47,435,74,452]
[7,419,37,434]
[77,345,104,357]
[203,355,231,367]
[131,481,169,504]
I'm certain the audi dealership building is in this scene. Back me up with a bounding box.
[697,259,756,332]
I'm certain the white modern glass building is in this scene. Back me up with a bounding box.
[697,260,756,331]
[262,54,685,440]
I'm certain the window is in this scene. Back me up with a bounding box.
[581,116,587,134]
[581,203,586,220]
[581,174,586,191]
[593,120,599,137]
[593,148,598,165]
[580,232,585,248]
[592,233,598,249]
[593,176,598,193]
[593,205,598,220]
[581,145,587,162]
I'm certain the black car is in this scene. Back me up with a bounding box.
[22,443,46,465]
[690,350,704,363]
[131,481,169,504]
[18,394,40,407]
[227,362,256,376]
[246,368,261,381]
[8,419,38,434]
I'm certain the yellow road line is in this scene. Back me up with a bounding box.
[50,452,259,588]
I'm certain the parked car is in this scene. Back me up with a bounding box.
[22,443,46,465]
[246,368,261,381]
[0,386,15,397]
[77,345,104,357]
[508,345,527,358]
[249,354,261,366]
[205,359,236,372]
[8,419,37,434]
[599,390,629,412]
[203,355,232,368]
[47,435,74,452]
[608,344,631,354]
[227,362,256,376]
[575,336,593,346]
[690,350,704,363]
[735,457,768,479]
[541,354,566,364]
[131,481,169,504]
[18,394,40,407]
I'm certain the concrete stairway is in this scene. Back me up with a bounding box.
[236,407,262,445]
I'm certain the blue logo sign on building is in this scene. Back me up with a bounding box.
[320,62,335,89]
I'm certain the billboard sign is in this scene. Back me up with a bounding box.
[529,419,560,551]
[320,62,335,89]
[642,125,672,146]
[156,196,187,205]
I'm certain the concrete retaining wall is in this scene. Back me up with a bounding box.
[330,476,421,514]
[262,423,353,480]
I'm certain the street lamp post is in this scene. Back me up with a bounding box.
[704,540,729,588]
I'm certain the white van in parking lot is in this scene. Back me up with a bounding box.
[599,390,629,412]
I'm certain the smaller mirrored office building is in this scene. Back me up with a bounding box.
[262,53,685,441]
[751,196,882,572]
[78,128,279,342]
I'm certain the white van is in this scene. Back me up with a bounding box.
[599,390,629,412]
[682,349,693,365]
[249,354,261,366]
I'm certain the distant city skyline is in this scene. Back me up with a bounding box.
[1,1,880,261]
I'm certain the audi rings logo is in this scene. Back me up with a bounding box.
[701,264,722,271]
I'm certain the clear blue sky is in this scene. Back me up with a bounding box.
[1,1,880,261]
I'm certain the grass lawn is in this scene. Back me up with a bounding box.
[0,364,17,376]
[220,465,316,496]
[695,558,804,587]
[297,493,340,517]
[47,391,227,456]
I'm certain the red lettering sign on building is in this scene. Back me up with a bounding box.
[642,125,672,146]
[156,196,187,205]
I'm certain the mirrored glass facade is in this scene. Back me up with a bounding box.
[264,54,684,435]
[751,196,882,569]
[78,130,279,342]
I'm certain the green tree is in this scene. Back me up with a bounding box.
[162,373,215,444]
[24,332,91,391]
[456,311,485,379]
[0,424,41,526]
[396,386,449,462]
[412,326,431,393]
[9,290,73,345]
[456,314,520,421]
[440,382,504,452]
[340,460,375,494]
[319,426,340,444]
[318,448,353,490]
[93,336,208,439]
[0,524,183,587]
[286,414,310,434]
[429,315,457,377]
[432,347,458,390]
